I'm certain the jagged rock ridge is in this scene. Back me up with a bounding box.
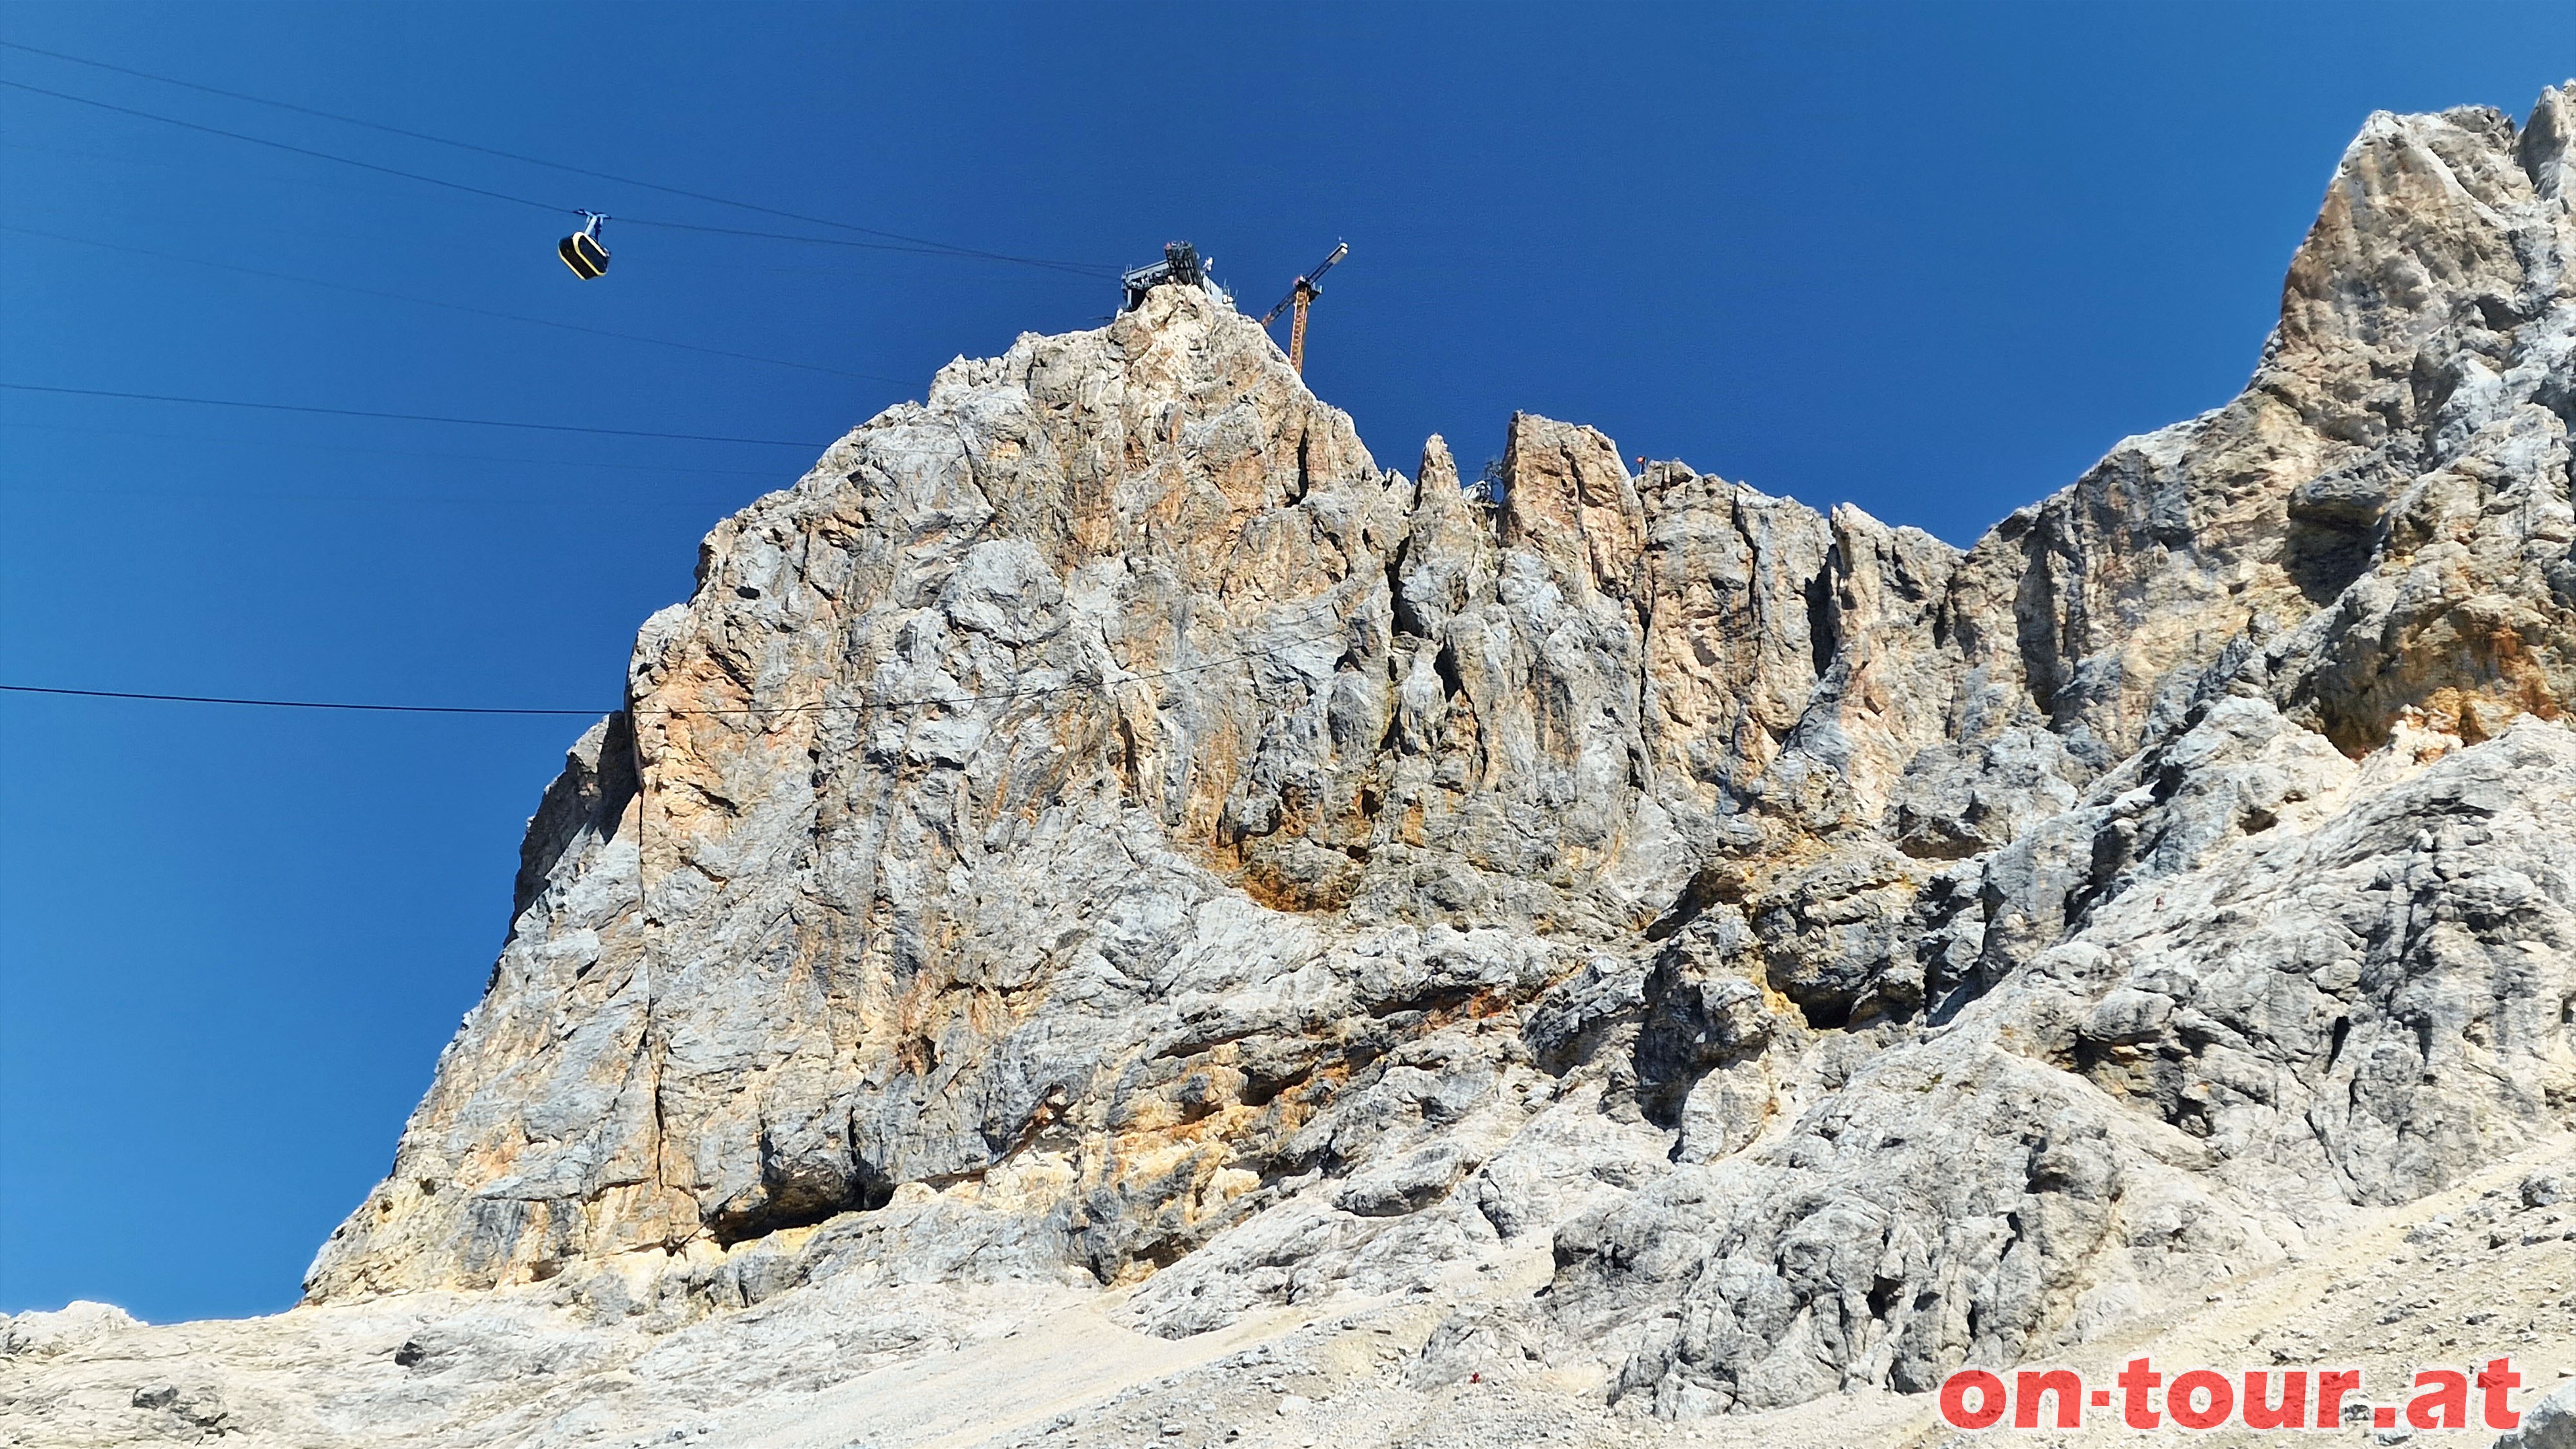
[123,85,2576,1432]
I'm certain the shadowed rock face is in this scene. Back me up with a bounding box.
[302,89,2576,1419]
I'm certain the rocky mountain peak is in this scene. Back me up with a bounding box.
[19,88,2576,1448]
[309,92,2576,1352]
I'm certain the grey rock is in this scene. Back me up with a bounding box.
[131,1382,225,1430]
[2496,1377,2576,1449]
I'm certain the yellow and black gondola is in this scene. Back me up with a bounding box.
[559,213,610,279]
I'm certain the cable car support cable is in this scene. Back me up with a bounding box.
[0,51,1116,276]
[0,380,829,447]
[0,608,1357,719]
[0,220,910,382]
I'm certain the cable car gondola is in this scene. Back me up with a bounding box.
[559,212,610,279]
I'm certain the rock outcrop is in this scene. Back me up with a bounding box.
[15,87,2576,1448]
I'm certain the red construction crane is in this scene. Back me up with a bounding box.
[1259,242,1349,374]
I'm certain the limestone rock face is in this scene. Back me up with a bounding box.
[300,269,1974,1319]
[68,82,2576,1438]
[1,1303,137,1360]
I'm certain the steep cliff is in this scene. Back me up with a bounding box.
[14,89,2576,1448]
[312,85,2576,1396]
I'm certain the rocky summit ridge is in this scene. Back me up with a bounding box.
[15,89,2576,1448]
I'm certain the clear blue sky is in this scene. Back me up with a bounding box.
[2,2,2569,1324]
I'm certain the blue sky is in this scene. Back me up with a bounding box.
[3,2,2572,1323]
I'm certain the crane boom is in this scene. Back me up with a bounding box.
[1260,243,1349,325]
[1258,241,1350,373]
